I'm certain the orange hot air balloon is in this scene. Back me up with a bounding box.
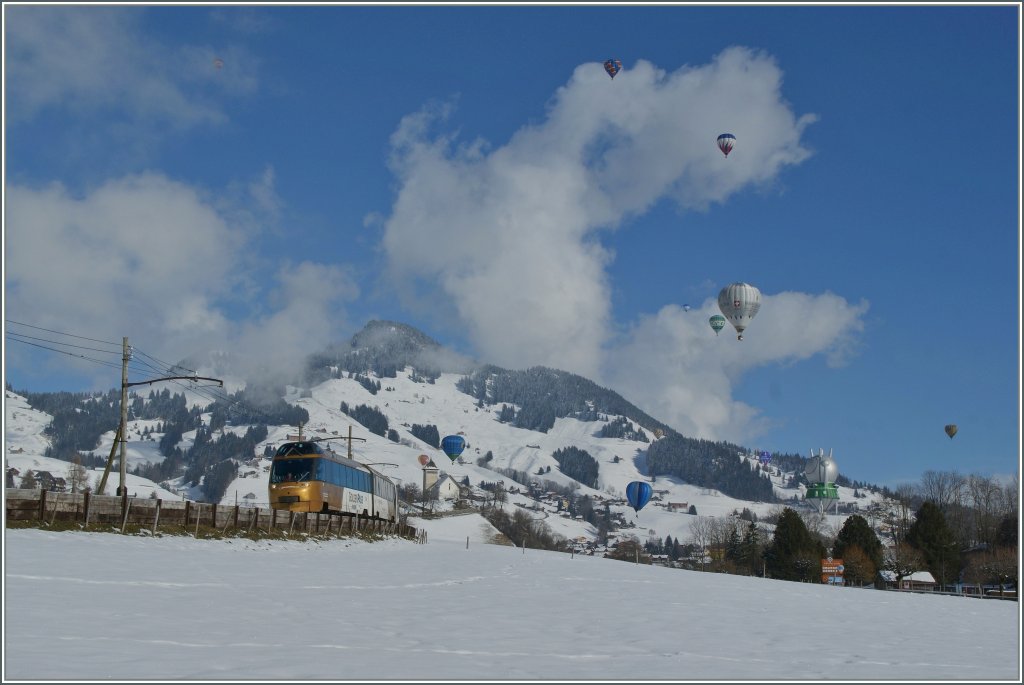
[417,454,430,466]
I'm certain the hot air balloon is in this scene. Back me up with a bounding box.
[944,424,958,439]
[717,282,761,340]
[625,481,652,514]
[682,304,692,312]
[709,314,726,336]
[604,59,622,79]
[441,435,466,463]
[717,133,736,157]
[759,450,772,466]
[417,454,431,466]
[213,57,224,70]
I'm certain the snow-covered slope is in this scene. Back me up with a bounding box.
[5,363,890,551]
[4,528,1019,680]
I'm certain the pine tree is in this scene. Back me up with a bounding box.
[832,514,883,575]
[740,521,763,576]
[906,500,959,588]
[19,470,38,489]
[764,508,825,582]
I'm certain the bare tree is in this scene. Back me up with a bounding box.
[967,474,1003,546]
[966,546,1019,594]
[882,542,926,588]
[841,545,877,587]
[66,454,90,494]
[493,483,508,506]
[885,484,917,548]
[689,516,716,571]
[919,470,966,513]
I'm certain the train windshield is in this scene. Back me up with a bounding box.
[275,442,322,457]
[270,458,315,484]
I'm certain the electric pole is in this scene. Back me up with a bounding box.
[97,335,223,497]
[118,337,129,496]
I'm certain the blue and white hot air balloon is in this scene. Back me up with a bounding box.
[717,133,736,157]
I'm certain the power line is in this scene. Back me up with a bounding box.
[5,319,121,347]
[6,331,125,356]
[9,329,284,427]
[5,336,126,372]
[134,348,196,376]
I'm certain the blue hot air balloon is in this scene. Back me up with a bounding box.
[626,481,653,514]
[441,434,466,463]
[759,450,772,466]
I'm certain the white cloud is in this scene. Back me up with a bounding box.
[4,6,257,132]
[227,261,361,386]
[605,293,869,444]
[380,47,866,442]
[4,172,357,390]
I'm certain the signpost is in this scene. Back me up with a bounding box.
[822,557,845,585]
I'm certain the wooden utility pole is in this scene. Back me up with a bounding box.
[97,335,223,498]
[118,337,130,496]
[96,424,122,495]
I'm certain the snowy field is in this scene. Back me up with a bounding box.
[3,526,1020,681]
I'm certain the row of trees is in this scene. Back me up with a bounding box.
[646,435,775,503]
[551,446,599,489]
[454,365,671,435]
[598,416,650,442]
[671,492,1017,592]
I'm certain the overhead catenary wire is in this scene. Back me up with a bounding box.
[7,321,286,427]
[5,335,169,386]
[4,319,121,347]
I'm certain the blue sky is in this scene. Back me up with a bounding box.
[3,3,1020,488]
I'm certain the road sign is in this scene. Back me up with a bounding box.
[822,558,845,584]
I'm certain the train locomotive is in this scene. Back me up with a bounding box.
[267,440,399,522]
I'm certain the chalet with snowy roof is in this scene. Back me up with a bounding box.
[880,570,937,591]
[32,471,68,493]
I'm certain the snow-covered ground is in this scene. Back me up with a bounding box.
[3,527,1020,681]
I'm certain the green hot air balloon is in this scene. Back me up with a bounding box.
[709,315,726,336]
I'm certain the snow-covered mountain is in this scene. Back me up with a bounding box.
[4,319,891,550]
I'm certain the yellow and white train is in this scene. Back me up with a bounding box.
[267,440,399,522]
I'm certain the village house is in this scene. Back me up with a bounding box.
[31,471,68,493]
[425,473,461,501]
[880,570,937,591]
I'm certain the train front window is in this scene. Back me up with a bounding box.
[275,442,322,457]
[270,458,314,483]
